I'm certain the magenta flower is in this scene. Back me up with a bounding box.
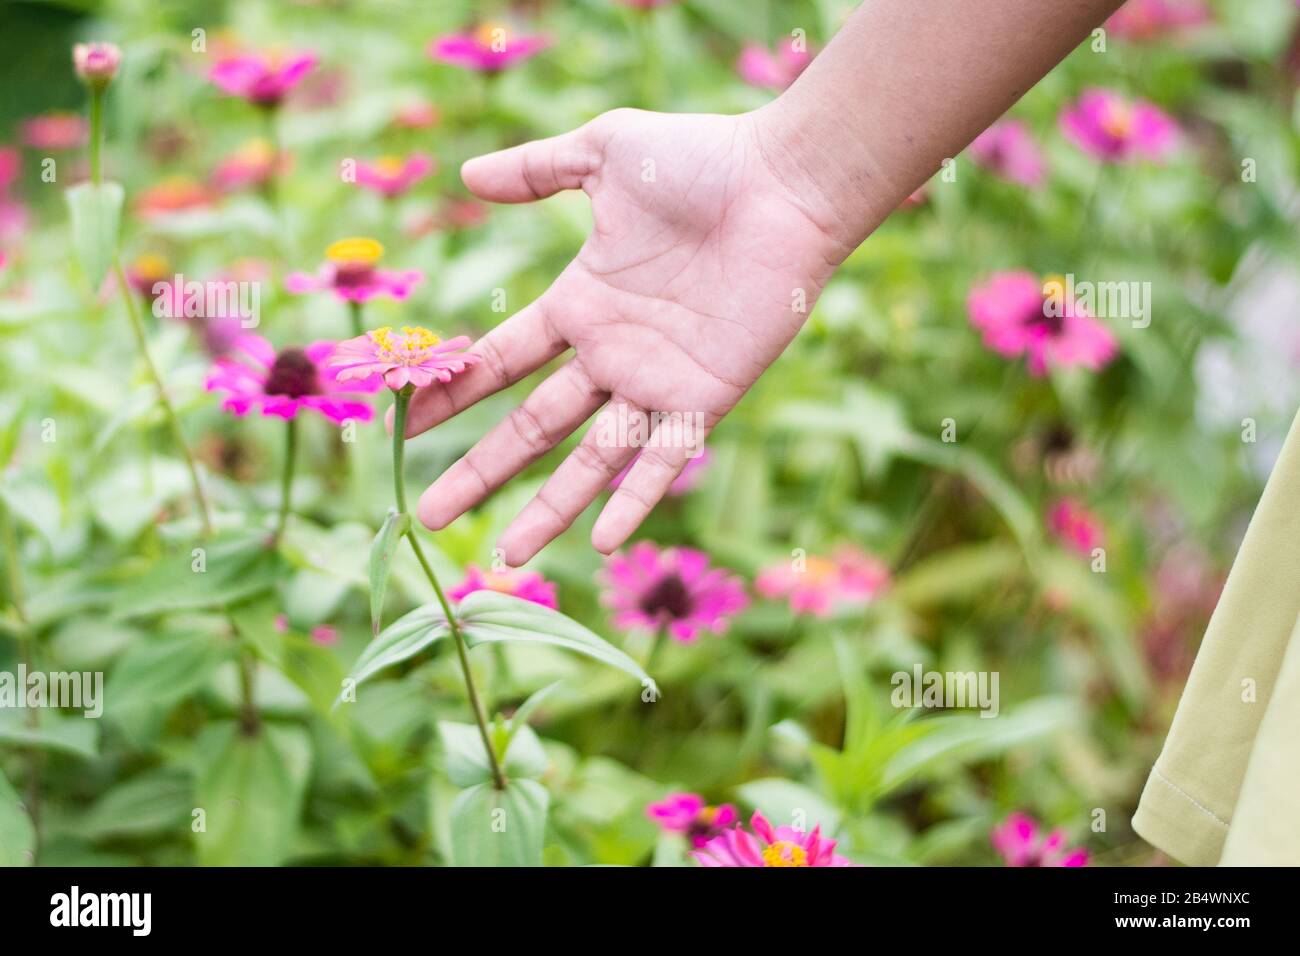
[610,447,711,497]
[391,100,439,130]
[967,270,1118,376]
[1105,0,1210,41]
[992,813,1088,867]
[736,38,813,91]
[427,24,548,72]
[205,334,380,424]
[354,153,435,199]
[209,50,317,107]
[448,565,558,610]
[1048,498,1104,556]
[286,237,422,304]
[969,119,1047,188]
[647,793,738,848]
[599,542,748,643]
[211,139,284,192]
[20,112,87,151]
[756,546,890,617]
[329,326,479,392]
[1059,88,1179,163]
[73,42,121,87]
[692,811,855,867]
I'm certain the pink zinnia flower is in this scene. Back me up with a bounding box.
[756,546,890,617]
[211,139,285,192]
[391,100,439,130]
[969,119,1047,188]
[0,147,20,192]
[402,199,489,238]
[610,448,711,497]
[73,41,121,87]
[647,793,738,848]
[736,38,814,91]
[1060,88,1179,163]
[599,542,748,643]
[1048,497,1104,556]
[1105,0,1210,41]
[967,270,1118,376]
[354,153,435,199]
[692,811,855,867]
[286,237,422,304]
[134,176,217,219]
[329,325,479,391]
[448,565,558,610]
[206,334,380,424]
[427,23,548,73]
[209,49,317,107]
[991,812,1088,867]
[20,112,87,151]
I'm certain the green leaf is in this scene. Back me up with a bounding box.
[344,603,451,694]
[0,769,36,866]
[193,722,311,866]
[506,680,563,743]
[76,768,192,841]
[369,510,409,636]
[0,709,100,759]
[735,778,842,834]
[457,591,658,697]
[65,181,124,289]
[106,630,230,727]
[111,533,285,620]
[450,779,549,867]
[439,720,548,788]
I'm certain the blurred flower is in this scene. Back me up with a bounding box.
[206,334,380,424]
[646,793,737,847]
[123,251,173,296]
[209,49,317,107]
[135,176,217,219]
[286,237,423,304]
[402,198,489,238]
[617,0,679,7]
[991,813,1088,866]
[211,139,285,192]
[736,38,813,91]
[756,546,890,617]
[1105,0,1210,41]
[391,100,439,129]
[428,23,548,72]
[600,541,748,642]
[328,325,479,390]
[1048,497,1104,556]
[354,153,435,199]
[73,41,121,88]
[20,112,87,151]
[449,565,558,609]
[274,614,339,646]
[967,270,1118,376]
[691,811,854,867]
[1142,544,1223,684]
[897,184,928,211]
[0,147,19,192]
[1060,88,1179,163]
[611,447,711,497]
[969,119,1046,187]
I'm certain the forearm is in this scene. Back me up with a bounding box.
[755,0,1124,257]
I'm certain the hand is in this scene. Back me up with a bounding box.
[404,107,845,565]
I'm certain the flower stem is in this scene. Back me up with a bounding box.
[348,300,364,338]
[274,416,298,542]
[112,256,214,536]
[392,387,505,790]
[88,87,103,186]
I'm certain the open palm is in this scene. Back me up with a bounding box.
[405,108,842,565]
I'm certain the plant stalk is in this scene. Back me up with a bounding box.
[274,416,298,541]
[391,387,505,789]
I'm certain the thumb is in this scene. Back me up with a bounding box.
[461,127,601,203]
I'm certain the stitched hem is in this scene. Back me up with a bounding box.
[1132,765,1230,867]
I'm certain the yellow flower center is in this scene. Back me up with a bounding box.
[1100,100,1133,140]
[132,253,170,280]
[368,325,442,364]
[803,556,838,583]
[761,841,808,867]
[326,237,384,266]
[475,22,510,50]
[375,155,406,175]
[237,138,275,163]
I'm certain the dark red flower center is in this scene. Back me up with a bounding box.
[332,261,376,288]
[1027,296,1066,336]
[264,347,321,398]
[639,574,693,621]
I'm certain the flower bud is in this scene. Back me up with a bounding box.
[73,42,121,88]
